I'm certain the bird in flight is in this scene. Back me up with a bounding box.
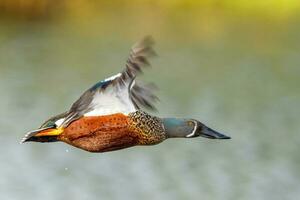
[21,37,230,153]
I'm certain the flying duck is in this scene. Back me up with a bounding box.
[21,37,230,153]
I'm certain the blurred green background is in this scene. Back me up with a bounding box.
[1,0,300,200]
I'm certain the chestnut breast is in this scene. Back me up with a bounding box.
[58,113,139,152]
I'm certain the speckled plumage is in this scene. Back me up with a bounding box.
[128,111,166,145]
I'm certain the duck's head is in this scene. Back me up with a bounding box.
[21,112,67,143]
[162,118,230,139]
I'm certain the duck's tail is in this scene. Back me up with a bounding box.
[162,118,230,139]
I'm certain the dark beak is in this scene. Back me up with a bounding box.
[200,126,231,139]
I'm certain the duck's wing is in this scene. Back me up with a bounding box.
[58,36,158,127]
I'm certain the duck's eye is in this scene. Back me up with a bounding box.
[188,121,194,127]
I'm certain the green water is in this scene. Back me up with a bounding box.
[0,11,300,200]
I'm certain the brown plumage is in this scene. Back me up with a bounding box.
[57,112,165,152]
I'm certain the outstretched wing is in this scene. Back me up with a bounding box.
[59,36,158,127]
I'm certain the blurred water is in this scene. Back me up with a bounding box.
[0,7,300,200]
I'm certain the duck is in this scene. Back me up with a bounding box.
[21,37,230,153]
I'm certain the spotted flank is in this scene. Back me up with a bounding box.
[21,36,230,153]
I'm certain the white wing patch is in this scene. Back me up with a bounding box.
[104,73,122,82]
[55,118,65,127]
[84,79,136,117]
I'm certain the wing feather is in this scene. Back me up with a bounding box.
[60,36,158,127]
[112,36,156,86]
